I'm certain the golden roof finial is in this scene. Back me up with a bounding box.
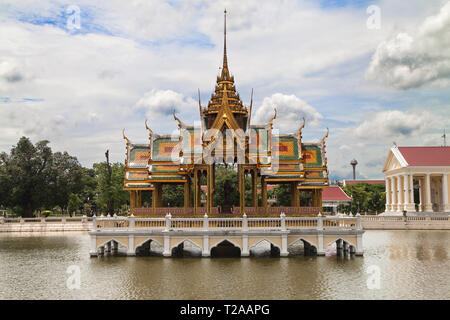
[145,119,152,136]
[298,117,306,137]
[322,127,329,144]
[221,8,229,78]
[247,88,254,131]
[269,107,277,126]
[173,110,182,128]
[122,129,130,145]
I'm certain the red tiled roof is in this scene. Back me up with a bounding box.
[344,179,385,185]
[398,146,450,166]
[322,186,352,201]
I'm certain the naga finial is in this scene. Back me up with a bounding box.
[299,117,306,133]
[122,129,130,145]
[322,127,329,144]
[145,119,152,136]
[173,110,182,128]
[269,107,277,125]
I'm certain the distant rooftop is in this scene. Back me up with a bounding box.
[322,185,352,202]
[397,146,450,167]
[343,179,385,186]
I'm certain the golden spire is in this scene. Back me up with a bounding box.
[221,9,229,78]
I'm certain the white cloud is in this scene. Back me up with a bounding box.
[366,1,450,89]
[253,93,322,133]
[354,109,433,140]
[135,89,197,122]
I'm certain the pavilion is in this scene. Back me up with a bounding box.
[121,11,329,217]
[382,144,450,215]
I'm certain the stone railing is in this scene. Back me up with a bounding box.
[360,215,450,230]
[0,215,92,232]
[91,213,361,232]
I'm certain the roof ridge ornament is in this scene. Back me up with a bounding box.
[269,107,277,126]
[173,110,182,129]
[145,119,152,137]
[322,127,329,145]
[393,141,397,148]
[122,129,130,145]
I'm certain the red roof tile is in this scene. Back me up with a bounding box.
[344,180,385,185]
[398,146,450,166]
[322,186,352,201]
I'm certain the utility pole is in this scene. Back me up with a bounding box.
[105,150,114,215]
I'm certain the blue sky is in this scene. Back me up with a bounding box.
[1,0,449,181]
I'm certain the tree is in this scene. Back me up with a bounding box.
[67,193,81,217]
[0,137,53,217]
[93,161,128,215]
[342,183,386,214]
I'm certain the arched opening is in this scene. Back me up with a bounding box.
[288,239,317,256]
[211,240,241,258]
[249,240,280,257]
[171,240,202,258]
[97,239,127,257]
[325,239,356,257]
[135,239,163,257]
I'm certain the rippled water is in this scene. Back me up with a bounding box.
[0,230,449,299]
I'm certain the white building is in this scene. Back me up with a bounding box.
[382,145,450,215]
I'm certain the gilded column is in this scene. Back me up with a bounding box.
[261,177,267,214]
[184,177,191,214]
[252,169,258,208]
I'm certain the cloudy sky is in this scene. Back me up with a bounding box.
[1,0,450,180]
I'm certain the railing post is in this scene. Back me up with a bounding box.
[20,217,24,224]
[0,217,4,224]
[243,213,248,231]
[165,213,171,231]
[129,214,135,229]
[317,212,323,230]
[82,215,87,224]
[203,213,209,230]
[280,212,286,231]
[92,215,97,231]
[356,213,361,230]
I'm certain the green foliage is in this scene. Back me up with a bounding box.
[342,183,386,214]
[214,165,239,207]
[162,185,184,207]
[274,184,291,206]
[93,162,128,214]
[67,193,82,216]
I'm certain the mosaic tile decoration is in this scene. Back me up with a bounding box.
[303,145,323,167]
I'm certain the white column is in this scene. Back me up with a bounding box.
[202,235,210,257]
[386,177,391,211]
[89,235,97,257]
[392,177,397,211]
[443,173,449,211]
[409,174,414,211]
[280,234,288,257]
[127,234,135,256]
[241,235,249,257]
[163,235,171,257]
[403,174,409,211]
[397,175,402,212]
[356,234,363,256]
[317,233,325,256]
[425,174,433,212]
[419,177,423,212]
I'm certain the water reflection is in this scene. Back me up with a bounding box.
[0,230,449,299]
